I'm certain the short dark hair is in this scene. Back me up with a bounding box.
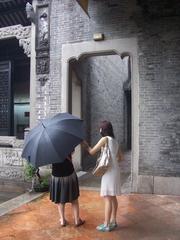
[99,121,115,138]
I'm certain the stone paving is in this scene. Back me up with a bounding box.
[0,191,22,204]
[0,189,180,240]
[0,192,43,217]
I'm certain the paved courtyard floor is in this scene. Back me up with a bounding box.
[0,189,180,240]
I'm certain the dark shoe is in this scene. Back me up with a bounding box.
[110,222,118,230]
[75,218,85,227]
[60,219,68,227]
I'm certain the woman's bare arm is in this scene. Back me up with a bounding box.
[85,137,107,156]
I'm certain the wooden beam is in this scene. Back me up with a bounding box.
[76,0,90,17]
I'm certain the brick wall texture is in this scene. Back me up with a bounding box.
[43,0,180,177]
[72,55,130,170]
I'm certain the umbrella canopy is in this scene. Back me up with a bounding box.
[22,113,85,168]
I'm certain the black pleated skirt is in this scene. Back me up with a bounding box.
[50,171,79,204]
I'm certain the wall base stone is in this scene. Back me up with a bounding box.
[137,175,154,194]
[154,176,180,196]
[138,175,180,195]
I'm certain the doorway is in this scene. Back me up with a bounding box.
[69,54,132,191]
[0,38,30,139]
[61,38,139,192]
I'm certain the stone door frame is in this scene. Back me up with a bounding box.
[61,38,139,192]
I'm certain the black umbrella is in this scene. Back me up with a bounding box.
[22,112,85,168]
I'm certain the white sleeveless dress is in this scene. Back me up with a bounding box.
[100,136,121,196]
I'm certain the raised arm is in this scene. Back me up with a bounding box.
[84,137,107,156]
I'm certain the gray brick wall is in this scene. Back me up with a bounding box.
[138,17,180,177]
[44,0,180,176]
[77,55,129,144]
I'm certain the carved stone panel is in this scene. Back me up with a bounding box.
[0,25,31,57]
[0,148,24,167]
[0,25,31,40]
[36,3,50,75]
[0,148,24,180]
[19,38,31,57]
[36,57,49,74]
[36,4,49,50]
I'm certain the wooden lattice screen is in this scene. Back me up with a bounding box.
[0,61,12,136]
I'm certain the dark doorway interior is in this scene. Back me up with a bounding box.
[0,38,30,139]
[69,54,132,171]
[124,90,131,150]
[69,54,132,193]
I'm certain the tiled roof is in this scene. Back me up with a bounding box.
[0,0,32,28]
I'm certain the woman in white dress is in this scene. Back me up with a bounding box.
[84,121,123,232]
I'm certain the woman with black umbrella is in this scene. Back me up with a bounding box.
[22,112,85,226]
[50,151,85,227]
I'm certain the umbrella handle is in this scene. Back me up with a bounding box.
[36,168,41,182]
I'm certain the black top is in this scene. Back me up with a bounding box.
[52,158,74,177]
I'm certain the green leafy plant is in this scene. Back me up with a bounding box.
[33,174,50,192]
[24,162,50,192]
[24,162,36,180]
[40,175,49,187]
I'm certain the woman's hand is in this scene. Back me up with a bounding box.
[81,140,89,149]
[82,137,107,156]
[87,137,107,156]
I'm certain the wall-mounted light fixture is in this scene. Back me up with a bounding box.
[93,33,104,41]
